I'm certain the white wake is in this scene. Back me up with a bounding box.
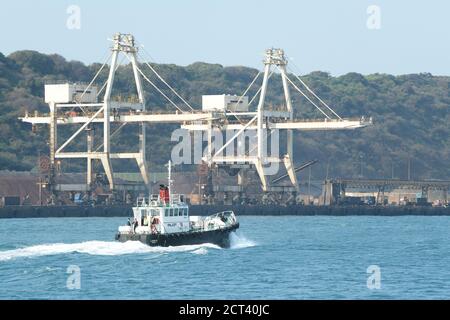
[0,241,221,262]
[229,232,257,249]
[0,233,256,261]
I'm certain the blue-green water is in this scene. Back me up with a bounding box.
[1,216,450,299]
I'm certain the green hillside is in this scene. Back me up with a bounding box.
[0,50,449,181]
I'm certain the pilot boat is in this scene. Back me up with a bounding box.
[115,161,239,248]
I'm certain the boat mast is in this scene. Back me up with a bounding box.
[168,160,172,205]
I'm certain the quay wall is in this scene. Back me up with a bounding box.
[0,205,449,219]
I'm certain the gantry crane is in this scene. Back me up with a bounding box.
[181,48,372,195]
[20,33,372,198]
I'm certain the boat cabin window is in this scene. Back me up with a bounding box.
[163,208,187,217]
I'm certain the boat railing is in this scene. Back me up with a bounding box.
[136,197,148,206]
[171,194,185,205]
[145,194,186,206]
[203,211,236,228]
[149,194,160,206]
[205,210,235,219]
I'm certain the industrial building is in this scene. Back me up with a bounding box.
[322,178,450,207]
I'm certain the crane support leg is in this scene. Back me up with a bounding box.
[137,130,150,188]
[100,155,114,190]
[283,154,299,192]
[255,160,268,192]
[87,126,93,186]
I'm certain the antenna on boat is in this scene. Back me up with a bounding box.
[167,160,172,205]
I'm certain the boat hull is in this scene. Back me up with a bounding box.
[115,223,239,248]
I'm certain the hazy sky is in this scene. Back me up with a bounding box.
[1,0,449,75]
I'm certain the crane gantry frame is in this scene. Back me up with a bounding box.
[20,33,372,195]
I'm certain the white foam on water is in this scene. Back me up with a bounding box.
[44,266,62,272]
[192,247,209,255]
[0,241,221,262]
[229,232,257,249]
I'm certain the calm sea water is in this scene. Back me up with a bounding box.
[1,216,450,300]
